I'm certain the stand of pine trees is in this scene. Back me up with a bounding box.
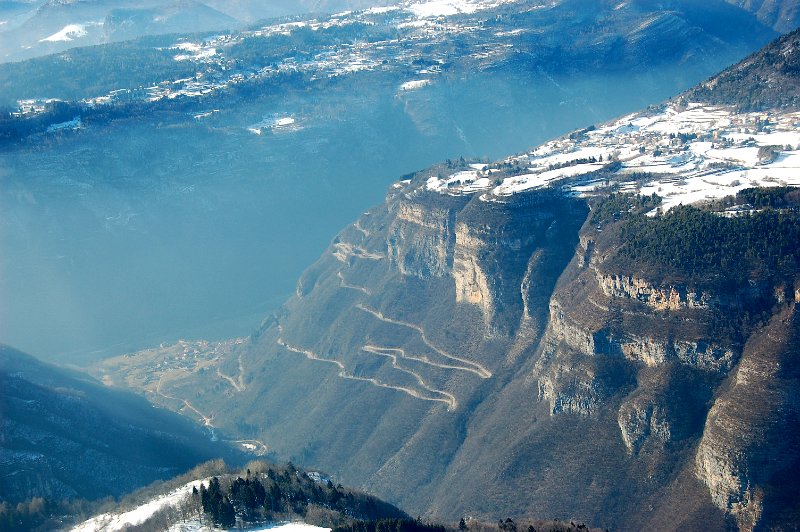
[198,477,236,528]
[192,463,406,529]
[333,518,446,532]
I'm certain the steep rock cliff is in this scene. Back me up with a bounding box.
[100,171,800,530]
[695,306,800,531]
[94,169,800,531]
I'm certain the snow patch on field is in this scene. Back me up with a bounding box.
[173,42,218,61]
[71,478,211,532]
[426,170,484,192]
[407,0,478,17]
[399,79,431,91]
[169,520,331,532]
[495,163,606,195]
[275,117,296,127]
[40,24,87,42]
[404,0,520,18]
[248,115,300,135]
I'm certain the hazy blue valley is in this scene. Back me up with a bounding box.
[1,0,767,362]
[2,1,800,531]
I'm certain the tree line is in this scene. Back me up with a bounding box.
[173,462,406,530]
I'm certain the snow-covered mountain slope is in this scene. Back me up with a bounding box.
[70,482,331,531]
[426,102,800,211]
[170,522,330,532]
[70,462,405,532]
[71,478,212,532]
[74,489,332,532]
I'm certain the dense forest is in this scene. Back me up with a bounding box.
[592,188,800,309]
[334,518,447,532]
[332,518,600,532]
[589,191,662,226]
[618,195,800,289]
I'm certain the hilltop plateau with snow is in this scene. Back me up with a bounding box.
[424,102,800,210]
[421,26,800,210]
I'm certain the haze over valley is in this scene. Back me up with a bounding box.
[1,0,778,362]
[1,1,800,531]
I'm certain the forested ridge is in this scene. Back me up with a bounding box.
[590,187,800,289]
[189,462,406,530]
[682,27,800,110]
[612,187,800,289]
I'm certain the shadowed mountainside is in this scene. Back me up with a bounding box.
[724,0,800,32]
[683,26,800,110]
[0,345,243,504]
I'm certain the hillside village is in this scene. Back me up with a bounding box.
[9,0,524,122]
[424,103,800,211]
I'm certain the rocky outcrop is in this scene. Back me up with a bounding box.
[452,222,494,318]
[596,272,714,311]
[543,299,735,372]
[387,198,459,279]
[385,189,586,335]
[534,350,606,416]
[618,401,672,454]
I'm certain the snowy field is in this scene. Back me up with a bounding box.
[40,24,88,43]
[424,103,800,210]
[169,521,332,532]
[405,0,519,18]
[71,477,332,532]
[71,479,211,532]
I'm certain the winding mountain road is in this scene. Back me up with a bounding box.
[276,338,455,409]
[356,304,492,378]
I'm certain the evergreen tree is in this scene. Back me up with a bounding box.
[218,496,236,528]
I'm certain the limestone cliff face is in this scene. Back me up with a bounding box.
[452,222,494,314]
[695,306,800,531]
[595,272,714,311]
[531,259,735,418]
[387,198,460,279]
[384,187,585,336]
[522,203,800,529]
[618,400,672,454]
